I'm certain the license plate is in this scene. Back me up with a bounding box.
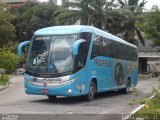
[41,89,48,93]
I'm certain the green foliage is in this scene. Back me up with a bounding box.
[135,93,160,116]
[56,0,146,46]
[140,6,160,46]
[0,50,20,73]
[2,42,19,53]
[116,0,146,46]
[0,3,16,48]
[12,2,59,41]
[128,98,138,106]
[139,97,148,105]
[132,77,160,120]
[0,74,10,86]
[56,0,116,29]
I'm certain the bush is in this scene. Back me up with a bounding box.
[0,74,10,86]
[0,50,20,73]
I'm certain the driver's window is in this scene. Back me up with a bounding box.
[74,32,92,71]
[77,43,86,67]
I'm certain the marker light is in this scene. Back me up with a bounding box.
[67,89,72,93]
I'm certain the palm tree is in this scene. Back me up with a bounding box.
[117,0,147,46]
[55,0,116,30]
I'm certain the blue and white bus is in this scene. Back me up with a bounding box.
[18,25,138,101]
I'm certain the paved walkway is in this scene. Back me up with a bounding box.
[0,75,158,120]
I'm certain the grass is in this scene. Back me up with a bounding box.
[0,74,10,86]
[129,77,160,120]
[138,93,160,114]
[129,93,160,120]
[138,74,152,81]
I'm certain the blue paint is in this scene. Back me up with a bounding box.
[17,41,30,56]
[34,25,136,48]
[72,39,86,55]
[19,25,138,98]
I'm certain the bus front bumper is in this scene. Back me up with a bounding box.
[24,82,87,97]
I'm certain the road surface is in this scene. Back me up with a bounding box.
[0,75,158,120]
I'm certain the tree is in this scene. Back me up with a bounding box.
[116,0,147,46]
[0,49,20,73]
[12,2,59,41]
[55,0,146,46]
[0,3,16,48]
[140,6,160,46]
[55,0,116,30]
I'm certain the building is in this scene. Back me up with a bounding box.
[0,0,38,8]
[138,40,160,73]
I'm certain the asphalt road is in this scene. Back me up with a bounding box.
[0,75,158,120]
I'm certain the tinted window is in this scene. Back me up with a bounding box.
[92,35,138,61]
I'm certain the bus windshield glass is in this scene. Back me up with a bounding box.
[27,35,77,74]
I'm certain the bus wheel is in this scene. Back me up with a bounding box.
[47,95,57,100]
[120,79,131,94]
[85,81,96,101]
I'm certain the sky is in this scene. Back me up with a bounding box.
[38,0,160,10]
[39,0,61,5]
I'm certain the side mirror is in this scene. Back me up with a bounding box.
[72,39,86,56]
[17,41,30,56]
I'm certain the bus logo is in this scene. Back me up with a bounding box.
[44,83,47,87]
[115,63,124,86]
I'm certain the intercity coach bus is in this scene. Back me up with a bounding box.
[18,25,138,101]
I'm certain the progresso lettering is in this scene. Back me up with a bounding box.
[94,59,111,67]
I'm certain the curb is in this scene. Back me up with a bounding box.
[0,75,12,91]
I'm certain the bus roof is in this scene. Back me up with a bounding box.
[34,25,137,48]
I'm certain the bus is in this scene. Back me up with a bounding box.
[18,25,138,101]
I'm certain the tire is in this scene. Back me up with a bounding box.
[85,81,96,101]
[120,79,131,94]
[47,95,57,100]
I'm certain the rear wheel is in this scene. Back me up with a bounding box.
[47,95,57,100]
[120,79,131,94]
[85,81,96,101]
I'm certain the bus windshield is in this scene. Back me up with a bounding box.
[27,35,77,74]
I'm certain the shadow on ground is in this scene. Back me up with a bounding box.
[30,90,131,105]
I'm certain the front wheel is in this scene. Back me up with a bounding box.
[85,81,96,101]
[47,95,57,100]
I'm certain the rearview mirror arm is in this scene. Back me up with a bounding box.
[72,39,86,56]
[17,41,30,56]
